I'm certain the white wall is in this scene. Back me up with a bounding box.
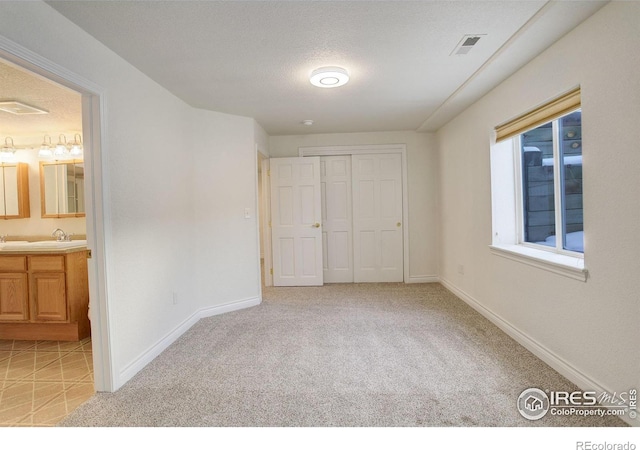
[254,120,269,156]
[269,130,438,281]
[192,110,261,308]
[436,0,640,420]
[0,1,261,389]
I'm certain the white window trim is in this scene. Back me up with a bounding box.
[490,130,587,282]
[490,244,587,282]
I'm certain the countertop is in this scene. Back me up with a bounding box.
[0,240,88,255]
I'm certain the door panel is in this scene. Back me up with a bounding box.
[270,157,323,286]
[320,156,354,283]
[352,153,403,282]
[31,272,67,321]
[0,273,29,321]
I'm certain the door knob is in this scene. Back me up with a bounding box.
[397,222,402,227]
[313,223,321,228]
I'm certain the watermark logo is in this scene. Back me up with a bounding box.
[517,388,550,420]
[517,387,637,421]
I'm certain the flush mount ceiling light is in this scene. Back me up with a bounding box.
[0,101,48,115]
[310,66,349,88]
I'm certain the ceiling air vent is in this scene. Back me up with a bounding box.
[450,34,485,56]
[0,101,48,115]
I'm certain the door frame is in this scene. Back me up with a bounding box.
[299,144,410,283]
[256,147,272,287]
[0,36,114,391]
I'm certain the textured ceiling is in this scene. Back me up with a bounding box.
[3,1,607,139]
[0,59,82,148]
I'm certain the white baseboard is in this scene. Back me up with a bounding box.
[197,296,261,319]
[118,296,261,389]
[406,275,439,283]
[439,277,639,427]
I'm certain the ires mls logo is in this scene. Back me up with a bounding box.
[518,388,550,420]
[517,387,636,421]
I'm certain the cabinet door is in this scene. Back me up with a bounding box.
[0,273,29,321]
[31,272,67,321]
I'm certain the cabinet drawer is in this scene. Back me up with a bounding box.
[30,255,65,272]
[0,256,27,271]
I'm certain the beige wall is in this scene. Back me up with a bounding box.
[269,130,438,281]
[436,1,640,417]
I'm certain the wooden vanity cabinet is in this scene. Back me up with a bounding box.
[0,250,90,341]
[0,256,29,321]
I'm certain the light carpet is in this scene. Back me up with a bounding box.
[58,283,626,427]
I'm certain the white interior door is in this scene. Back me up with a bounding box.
[320,156,353,283]
[270,157,323,286]
[352,153,404,282]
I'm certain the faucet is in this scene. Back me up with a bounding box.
[0,234,6,243]
[52,228,72,242]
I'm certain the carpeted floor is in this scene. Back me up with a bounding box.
[58,283,626,427]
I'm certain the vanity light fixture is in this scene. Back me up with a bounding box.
[53,134,69,158]
[0,137,16,162]
[38,135,54,159]
[69,134,83,158]
[310,66,350,88]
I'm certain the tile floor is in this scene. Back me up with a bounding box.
[0,338,94,427]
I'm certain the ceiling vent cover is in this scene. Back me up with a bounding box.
[0,101,49,115]
[450,34,485,56]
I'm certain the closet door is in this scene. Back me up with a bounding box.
[352,153,404,282]
[320,156,353,283]
[270,157,323,286]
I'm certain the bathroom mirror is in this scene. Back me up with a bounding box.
[0,163,30,219]
[40,160,85,218]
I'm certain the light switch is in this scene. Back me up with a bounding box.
[244,208,251,219]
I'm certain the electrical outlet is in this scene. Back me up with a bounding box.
[172,291,178,305]
[457,264,465,275]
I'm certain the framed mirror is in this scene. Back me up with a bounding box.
[40,160,85,218]
[0,163,30,219]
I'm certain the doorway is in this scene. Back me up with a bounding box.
[0,38,111,394]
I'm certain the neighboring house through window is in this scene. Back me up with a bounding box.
[519,109,583,254]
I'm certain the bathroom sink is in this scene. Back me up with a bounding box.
[0,240,87,251]
[0,241,30,248]
[25,240,87,249]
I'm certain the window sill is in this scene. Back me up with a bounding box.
[490,244,587,282]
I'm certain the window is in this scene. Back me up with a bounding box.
[518,109,583,254]
[490,88,586,281]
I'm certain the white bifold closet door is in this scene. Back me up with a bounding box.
[270,157,323,286]
[351,153,404,282]
[321,156,354,283]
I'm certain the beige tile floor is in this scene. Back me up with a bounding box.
[0,338,94,427]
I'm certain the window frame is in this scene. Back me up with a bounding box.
[513,108,584,260]
[490,90,587,282]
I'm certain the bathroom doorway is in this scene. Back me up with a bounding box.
[0,37,112,403]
